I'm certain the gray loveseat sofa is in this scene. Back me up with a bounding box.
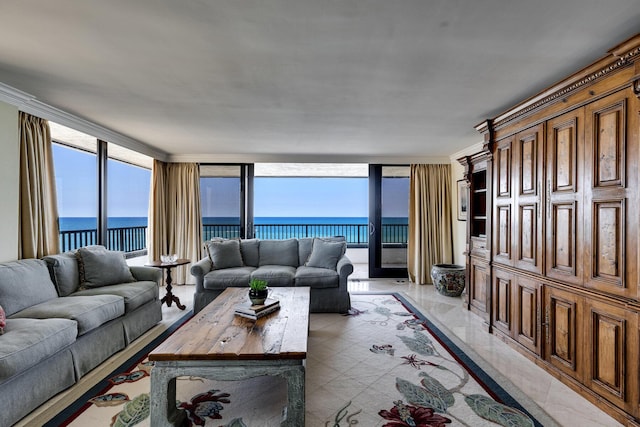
[191,237,353,314]
[0,245,162,427]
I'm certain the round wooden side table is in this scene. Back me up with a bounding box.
[146,258,190,310]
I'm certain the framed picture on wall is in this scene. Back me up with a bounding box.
[457,179,467,221]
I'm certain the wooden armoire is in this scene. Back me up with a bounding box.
[459,33,640,425]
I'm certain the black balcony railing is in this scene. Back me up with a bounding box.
[59,226,147,253]
[203,222,408,247]
[202,224,242,241]
[59,222,408,254]
[254,223,370,244]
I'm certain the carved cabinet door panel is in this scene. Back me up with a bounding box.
[491,268,512,337]
[514,275,541,356]
[543,286,583,382]
[583,90,637,299]
[514,124,544,274]
[469,257,490,318]
[546,108,584,285]
[583,299,637,412]
[493,137,514,266]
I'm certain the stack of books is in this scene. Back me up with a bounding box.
[234,298,280,320]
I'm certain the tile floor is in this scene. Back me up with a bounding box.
[346,265,621,427]
[18,265,621,427]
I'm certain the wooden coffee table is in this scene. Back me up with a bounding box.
[149,286,310,426]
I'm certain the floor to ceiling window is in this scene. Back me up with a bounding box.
[51,124,98,251]
[106,143,151,253]
[200,165,250,240]
[253,163,368,244]
[369,165,410,278]
[50,122,152,254]
[197,162,409,278]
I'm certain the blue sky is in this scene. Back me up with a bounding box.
[53,144,409,218]
[199,177,370,217]
[53,144,151,217]
[254,177,369,217]
[201,177,409,218]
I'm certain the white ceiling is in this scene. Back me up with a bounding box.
[0,0,638,163]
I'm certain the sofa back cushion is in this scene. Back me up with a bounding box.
[43,252,80,296]
[240,239,260,267]
[76,245,135,288]
[259,239,299,267]
[0,259,58,316]
[298,238,314,266]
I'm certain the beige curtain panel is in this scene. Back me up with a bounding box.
[408,164,453,284]
[150,161,202,284]
[149,159,168,264]
[18,112,60,259]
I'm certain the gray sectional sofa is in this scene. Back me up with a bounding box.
[191,237,353,314]
[0,246,162,427]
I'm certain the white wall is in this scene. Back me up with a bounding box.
[0,101,19,262]
[450,142,484,267]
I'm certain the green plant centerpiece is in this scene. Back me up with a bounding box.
[248,278,269,305]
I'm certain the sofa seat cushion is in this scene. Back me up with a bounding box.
[10,295,124,336]
[72,281,158,313]
[203,267,256,290]
[251,266,296,287]
[0,318,77,382]
[295,266,339,288]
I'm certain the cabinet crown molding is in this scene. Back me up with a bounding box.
[477,34,640,134]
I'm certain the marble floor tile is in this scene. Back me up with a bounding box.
[17,272,623,427]
[348,274,623,427]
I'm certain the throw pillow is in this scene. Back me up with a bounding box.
[202,238,224,260]
[76,245,135,288]
[206,239,244,270]
[0,304,5,334]
[305,238,347,270]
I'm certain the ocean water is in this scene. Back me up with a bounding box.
[58,216,408,247]
[59,217,148,231]
[202,217,408,243]
[59,216,408,231]
[203,216,408,225]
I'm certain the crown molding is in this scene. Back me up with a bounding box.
[0,82,169,162]
[169,152,452,165]
[491,35,640,129]
[449,141,485,162]
[0,83,36,105]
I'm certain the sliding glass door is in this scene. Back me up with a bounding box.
[200,164,253,240]
[369,165,410,278]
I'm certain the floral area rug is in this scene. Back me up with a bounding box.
[49,293,556,427]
